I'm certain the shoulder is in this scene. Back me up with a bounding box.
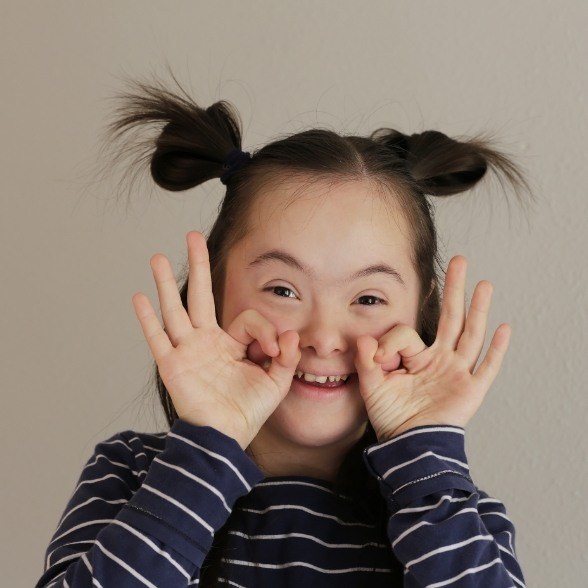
[83,428,169,490]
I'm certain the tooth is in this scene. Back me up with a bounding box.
[303,373,317,382]
[315,375,328,383]
[296,371,303,378]
[328,376,335,382]
[263,360,271,370]
[341,374,349,381]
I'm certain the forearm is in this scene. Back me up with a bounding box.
[364,426,525,587]
[37,421,263,587]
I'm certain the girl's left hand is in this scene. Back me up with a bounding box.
[355,256,511,441]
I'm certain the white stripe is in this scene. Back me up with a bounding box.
[50,550,90,570]
[497,542,516,558]
[74,473,128,492]
[167,431,251,491]
[478,497,502,505]
[222,558,390,574]
[44,570,66,587]
[142,484,214,535]
[392,520,431,548]
[47,539,96,568]
[218,578,246,587]
[397,494,469,514]
[240,504,374,527]
[111,520,191,580]
[256,479,346,497]
[95,540,158,587]
[153,456,231,512]
[425,557,503,587]
[143,443,164,453]
[228,530,386,549]
[101,438,133,451]
[80,552,104,587]
[84,454,146,477]
[54,496,128,537]
[49,519,113,546]
[382,451,469,478]
[508,569,526,587]
[366,426,464,454]
[406,534,493,568]
[392,508,478,549]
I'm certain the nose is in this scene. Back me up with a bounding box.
[298,305,349,358]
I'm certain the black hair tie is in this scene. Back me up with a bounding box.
[220,149,252,185]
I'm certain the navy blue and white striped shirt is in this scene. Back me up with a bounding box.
[37,420,525,587]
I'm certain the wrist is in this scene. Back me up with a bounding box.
[179,410,252,450]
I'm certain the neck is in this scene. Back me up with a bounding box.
[247,424,367,483]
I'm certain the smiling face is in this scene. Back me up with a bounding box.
[221,177,421,453]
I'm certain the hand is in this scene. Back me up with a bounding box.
[132,231,300,449]
[355,256,511,440]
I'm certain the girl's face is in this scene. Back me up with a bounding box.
[221,178,421,450]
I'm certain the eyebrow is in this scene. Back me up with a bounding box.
[248,249,406,287]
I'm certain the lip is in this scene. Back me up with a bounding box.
[295,365,355,378]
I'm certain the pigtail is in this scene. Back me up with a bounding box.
[107,80,243,191]
[371,128,528,197]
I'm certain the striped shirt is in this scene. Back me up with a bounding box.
[36,420,525,587]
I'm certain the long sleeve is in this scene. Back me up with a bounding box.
[363,425,525,587]
[36,420,264,587]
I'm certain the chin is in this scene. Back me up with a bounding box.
[265,399,369,449]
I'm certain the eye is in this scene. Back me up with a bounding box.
[355,295,386,306]
[265,285,298,299]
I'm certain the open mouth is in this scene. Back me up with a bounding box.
[293,371,352,388]
[262,361,354,389]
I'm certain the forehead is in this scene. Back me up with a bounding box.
[243,177,415,260]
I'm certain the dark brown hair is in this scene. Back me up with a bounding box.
[108,79,527,584]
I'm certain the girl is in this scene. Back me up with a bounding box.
[37,81,527,587]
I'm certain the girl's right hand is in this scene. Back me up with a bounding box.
[132,231,300,449]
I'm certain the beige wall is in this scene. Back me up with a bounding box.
[2,2,586,586]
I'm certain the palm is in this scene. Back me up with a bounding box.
[356,256,511,440]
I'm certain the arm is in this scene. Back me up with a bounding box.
[364,426,524,587]
[39,232,297,586]
[355,257,525,585]
[37,420,263,587]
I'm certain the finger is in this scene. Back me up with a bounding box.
[132,292,173,361]
[473,323,512,389]
[436,256,467,349]
[373,324,427,371]
[457,280,493,370]
[355,335,384,391]
[150,254,194,343]
[186,231,217,327]
[226,309,280,358]
[267,330,301,393]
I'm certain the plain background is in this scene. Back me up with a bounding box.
[2,2,587,586]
